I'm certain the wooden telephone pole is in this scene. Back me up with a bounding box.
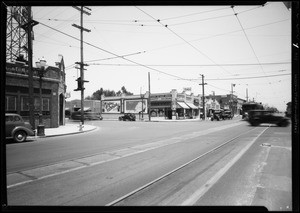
[72,6,91,125]
[199,74,207,120]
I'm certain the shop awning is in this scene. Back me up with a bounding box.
[185,102,198,109]
[176,101,190,109]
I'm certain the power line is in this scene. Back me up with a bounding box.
[175,73,290,81]
[205,73,290,80]
[135,6,233,75]
[232,5,277,97]
[86,62,291,67]
[38,21,195,82]
[161,6,231,21]
[84,51,146,63]
[144,18,290,54]
[167,5,264,27]
[170,13,233,26]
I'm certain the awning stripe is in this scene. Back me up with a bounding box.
[176,102,190,109]
[185,102,198,109]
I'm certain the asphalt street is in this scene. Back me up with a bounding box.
[5,118,292,210]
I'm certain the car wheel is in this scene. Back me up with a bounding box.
[250,121,259,126]
[277,120,289,127]
[13,130,27,143]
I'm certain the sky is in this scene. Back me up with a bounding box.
[29,2,291,111]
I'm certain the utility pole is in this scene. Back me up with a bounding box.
[231,83,236,115]
[22,6,39,129]
[72,6,91,125]
[148,72,151,121]
[246,88,248,102]
[199,74,207,120]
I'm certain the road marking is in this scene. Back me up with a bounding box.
[181,127,269,205]
[7,122,243,189]
[106,127,260,206]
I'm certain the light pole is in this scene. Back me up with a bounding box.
[231,83,236,115]
[35,57,47,136]
[141,94,144,121]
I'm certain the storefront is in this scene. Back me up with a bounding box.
[70,89,202,121]
[5,55,66,128]
[150,93,172,119]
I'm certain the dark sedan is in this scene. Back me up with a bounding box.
[247,110,290,127]
[71,111,103,120]
[5,113,35,142]
[221,110,233,120]
[119,113,136,121]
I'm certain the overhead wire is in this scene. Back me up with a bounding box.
[38,21,196,81]
[135,6,234,75]
[36,6,289,100]
[161,6,231,21]
[231,5,277,97]
[85,61,291,67]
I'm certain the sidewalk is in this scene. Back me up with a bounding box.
[38,123,97,138]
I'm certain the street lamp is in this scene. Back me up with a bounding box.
[35,57,47,136]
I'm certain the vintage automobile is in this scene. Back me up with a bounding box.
[247,110,290,127]
[221,110,233,120]
[71,108,103,120]
[5,113,35,142]
[119,113,136,121]
[210,109,223,121]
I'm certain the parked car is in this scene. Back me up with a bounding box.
[119,113,136,121]
[71,110,103,120]
[221,110,233,120]
[210,109,223,121]
[5,113,35,142]
[247,110,290,127]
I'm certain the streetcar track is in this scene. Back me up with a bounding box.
[7,122,244,189]
[106,126,269,206]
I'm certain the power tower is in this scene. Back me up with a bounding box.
[6,6,31,62]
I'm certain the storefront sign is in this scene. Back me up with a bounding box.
[151,94,172,101]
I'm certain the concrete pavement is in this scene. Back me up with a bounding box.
[39,115,242,138]
[38,123,97,138]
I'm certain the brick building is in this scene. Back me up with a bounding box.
[213,94,246,115]
[5,55,66,128]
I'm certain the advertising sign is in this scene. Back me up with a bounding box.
[102,100,121,113]
[125,100,147,113]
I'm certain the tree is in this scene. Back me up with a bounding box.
[86,86,133,100]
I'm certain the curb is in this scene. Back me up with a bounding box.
[37,126,98,138]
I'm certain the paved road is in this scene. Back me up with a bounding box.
[6,118,292,210]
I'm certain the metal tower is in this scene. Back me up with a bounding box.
[6,6,30,62]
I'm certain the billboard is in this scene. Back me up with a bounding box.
[125,100,147,113]
[102,100,121,113]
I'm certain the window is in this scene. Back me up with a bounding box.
[6,96,16,111]
[21,97,30,111]
[6,116,13,122]
[43,98,50,111]
[33,98,50,111]
[14,116,21,122]
[34,98,40,111]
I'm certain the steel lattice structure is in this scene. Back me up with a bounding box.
[6,6,30,62]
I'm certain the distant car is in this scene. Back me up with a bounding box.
[119,113,136,121]
[211,110,223,121]
[5,113,35,142]
[71,110,103,120]
[221,110,233,120]
[247,110,290,127]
